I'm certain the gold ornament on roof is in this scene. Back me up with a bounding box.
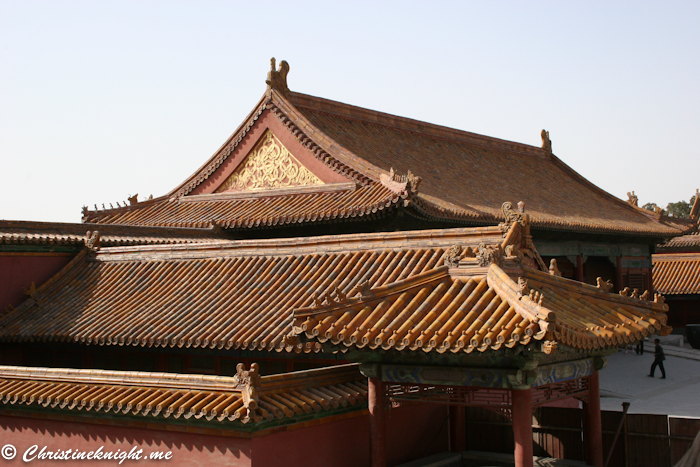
[215,131,323,193]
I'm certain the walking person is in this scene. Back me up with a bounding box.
[648,338,666,379]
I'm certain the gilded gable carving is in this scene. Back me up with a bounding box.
[215,131,323,193]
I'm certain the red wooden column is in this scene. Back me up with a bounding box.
[450,405,467,452]
[583,371,604,467]
[576,255,585,282]
[368,377,387,467]
[511,388,533,467]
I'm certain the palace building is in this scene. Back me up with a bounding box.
[0,59,693,467]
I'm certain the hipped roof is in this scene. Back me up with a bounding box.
[653,253,700,295]
[0,222,670,356]
[81,63,693,238]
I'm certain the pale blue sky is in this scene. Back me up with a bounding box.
[1,1,698,222]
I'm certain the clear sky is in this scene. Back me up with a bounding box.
[1,1,698,223]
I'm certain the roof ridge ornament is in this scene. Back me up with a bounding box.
[266,57,290,97]
[85,230,101,253]
[549,259,562,277]
[596,277,613,292]
[476,242,503,267]
[380,167,422,195]
[444,245,463,268]
[541,129,552,156]
[232,363,261,419]
[627,191,639,207]
[499,201,528,235]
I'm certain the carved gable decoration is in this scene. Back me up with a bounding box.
[215,131,323,193]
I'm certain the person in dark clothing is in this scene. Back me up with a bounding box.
[648,339,666,379]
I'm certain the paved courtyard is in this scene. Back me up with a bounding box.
[599,336,700,418]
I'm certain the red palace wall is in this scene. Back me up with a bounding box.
[0,254,74,309]
[0,416,252,467]
[253,403,448,467]
[0,403,447,467]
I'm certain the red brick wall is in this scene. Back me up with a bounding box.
[0,403,448,467]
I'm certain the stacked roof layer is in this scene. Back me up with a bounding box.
[81,85,692,238]
[0,226,669,355]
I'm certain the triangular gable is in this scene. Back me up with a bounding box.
[215,130,323,193]
[182,104,356,197]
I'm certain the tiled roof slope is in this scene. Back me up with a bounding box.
[0,220,224,247]
[653,253,700,295]
[82,182,404,229]
[288,91,689,237]
[657,232,700,253]
[0,227,504,353]
[292,217,669,354]
[0,364,366,427]
[293,262,670,354]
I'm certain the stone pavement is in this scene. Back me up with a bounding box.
[599,335,700,417]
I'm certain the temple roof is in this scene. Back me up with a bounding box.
[653,253,700,295]
[0,220,224,247]
[0,363,366,427]
[657,231,700,253]
[293,259,670,355]
[80,60,693,238]
[0,217,670,356]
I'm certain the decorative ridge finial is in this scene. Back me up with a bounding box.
[627,191,638,207]
[690,188,700,220]
[541,129,552,155]
[266,57,290,96]
[380,168,422,195]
